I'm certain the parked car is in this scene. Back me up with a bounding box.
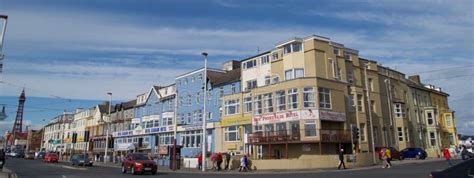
[375,147,402,160]
[71,154,93,166]
[121,153,157,175]
[36,151,46,159]
[400,147,427,160]
[43,153,59,163]
[10,151,24,158]
[430,158,474,178]
[24,152,35,159]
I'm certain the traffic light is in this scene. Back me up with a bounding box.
[352,126,360,141]
[72,133,77,143]
[84,131,90,142]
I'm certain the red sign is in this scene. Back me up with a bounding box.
[159,146,168,155]
[252,111,300,125]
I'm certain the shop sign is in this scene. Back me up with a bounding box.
[159,146,168,155]
[145,126,174,134]
[252,111,300,125]
[319,110,346,122]
[133,125,144,135]
[183,123,203,131]
[221,116,252,127]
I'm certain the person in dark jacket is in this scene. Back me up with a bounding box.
[338,149,346,169]
[0,149,6,169]
[461,145,474,160]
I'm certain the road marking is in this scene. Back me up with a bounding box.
[61,165,88,171]
[62,175,66,178]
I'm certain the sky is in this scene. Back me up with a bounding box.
[0,0,473,135]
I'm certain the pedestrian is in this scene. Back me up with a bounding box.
[461,145,474,160]
[386,147,392,168]
[216,152,223,171]
[338,149,346,169]
[443,148,452,166]
[224,152,231,171]
[210,153,217,170]
[239,155,248,172]
[381,148,388,168]
[0,149,6,169]
[197,152,203,170]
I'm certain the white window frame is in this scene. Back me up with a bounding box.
[244,97,252,113]
[224,99,240,115]
[303,87,315,108]
[397,127,404,141]
[318,87,331,109]
[254,95,262,115]
[287,88,298,110]
[261,55,270,65]
[263,93,274,113]
[224,126,240,142]
[271,52,279,61]
[304,120,317,137]
[276,90,286,111]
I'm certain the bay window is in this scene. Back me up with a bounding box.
[303,87,315,108]
[263,93,274,113]
[288,88,298,110]
[244,97,252,113]
[318,87,331,109]
[225,99,240,115]
[254,95,262,114]
[276,90,286,111]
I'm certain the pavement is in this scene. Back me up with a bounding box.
[2,157,461,178]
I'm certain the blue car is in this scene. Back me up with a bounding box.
[400,147,427,160]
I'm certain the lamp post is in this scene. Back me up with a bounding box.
[201,52,208,172]
[363,63,376,165]
[104,92,112,164]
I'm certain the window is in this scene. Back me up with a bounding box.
[330,59,337,79]
[318,87,331,109]
[263,93,274,113]
[360,123,366,141]
[246,80,257,90]
[448,133,454,145]
[180,130,202,148]
[271,52,279,61]
[347,70,354,84]
[276,123,286,134]
[368,78,374,91]
[146,121,153,128]
[231,84,236,94]
[405,127,409,142]
[285,68,304,80]
[265,124,274,135]
[427,112,434,125]
[357,94,364,112]
[394,103,405,118]
[225,126,240,142]
[244,97,252,113]
[304,120,317,137]
[272,76,279,84]
[261,55,270,64]
[154,120,160,127]
[371,100,376,113]
[303,87,315,108]
[348,95,355,112]
[429,132,436,146]
[207,112,212,120]
[265,76,271,86]
[187,113,191,124]
[187,94,192,105]
[285,70,293,80]
[344,52,352,61]
[397,127,403,141]
[254,95,262,114]
[159,133,173,145]
[243,59,257,69]
[224,99,240,115]
[445,114,452,127]
[287,88,298,110]
[276,90,286,111]
[283,42,303,55]
[333,48,339,55]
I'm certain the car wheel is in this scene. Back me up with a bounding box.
[121,166,127,174]
[71,162,75,166]
[131,167,136,175]
[152,171,157,175]
[415,155,420,159]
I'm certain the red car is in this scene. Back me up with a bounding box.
[43,153,59,163]
[121,153,157,175]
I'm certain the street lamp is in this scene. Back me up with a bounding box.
[103,92,112,164]
[363,63,376,165]
[201,52,208,172]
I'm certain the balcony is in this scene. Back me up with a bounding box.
[248,129,351,144]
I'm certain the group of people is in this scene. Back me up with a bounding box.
[443,145,474,166]
[379,147,393,168]
[197,152,250,172]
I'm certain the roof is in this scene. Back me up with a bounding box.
[207,68,241,86]
[240,51,271,62]
[98,102,115,114]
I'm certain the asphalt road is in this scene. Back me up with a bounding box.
[1,157,460,178]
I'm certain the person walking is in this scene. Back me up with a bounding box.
[338,149,346,169]
[216,152,223,171]
[224,152,231,171]
[443,148,452,166]
[239,155,248,172]
[197,152,203,170]
[0,149,6,169]
[385,147,392,168]
[381,148,388,168]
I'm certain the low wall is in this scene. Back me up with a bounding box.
[250,152,376,170]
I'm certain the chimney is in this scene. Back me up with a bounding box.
[408,75,421,84]
[222,60,241,71]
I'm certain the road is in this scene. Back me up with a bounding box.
[1,157,459,178]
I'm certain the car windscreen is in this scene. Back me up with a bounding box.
[133,154,150,160]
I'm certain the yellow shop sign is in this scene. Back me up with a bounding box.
[220,116,252,127]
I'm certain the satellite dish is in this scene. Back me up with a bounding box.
[0,105,7,120]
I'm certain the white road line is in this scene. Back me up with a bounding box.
[61,165,88,171]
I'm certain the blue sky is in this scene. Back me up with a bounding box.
[0,0,473,135]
